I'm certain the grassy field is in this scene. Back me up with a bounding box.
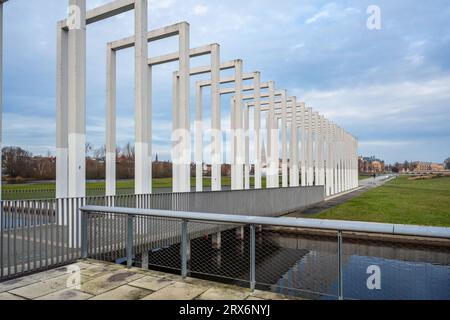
[1,176,267,200]
[316,176,450,227]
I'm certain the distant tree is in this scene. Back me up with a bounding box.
[403,160,409,171]
[2,146,33,178]
[93,145,106,161]
[445,158,450,170]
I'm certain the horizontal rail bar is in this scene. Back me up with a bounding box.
[80,206,450,239]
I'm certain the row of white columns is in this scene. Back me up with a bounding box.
[51,0,357,198]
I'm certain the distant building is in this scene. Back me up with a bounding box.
[409,161,445,173]
[358,156,385,174]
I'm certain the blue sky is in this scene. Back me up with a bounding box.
[2,0,450,164]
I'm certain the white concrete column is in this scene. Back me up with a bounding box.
[244,103,250,189]
[172,73,180,192]
[230,97,236,190]
[345,133,350,191]
[210,44,221,191]
[147,64,153,194]
[325,120,332,196]
[333,125,338,195]
[195,83,203,192]
[341,130,346,192]
[105,45,116,196]
[67,0,86,198]
[56,21,69,199]
[234,60,244,190]
[267,81,277,188]
[212,232,221,250]
[289,98,299,187]
[178,23,191,193]
[273,117,280,188]
[313,112,320,185]
[338,128,342,193]
[337,128,343,193]
[134,0,149,195]
[281,91,288,188]
[353,138,359,188]
[307,108,314,186]
[300,103,306,187]
[318,115,325,186]
[253,72,262,189]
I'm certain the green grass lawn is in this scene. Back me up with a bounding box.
[1,176,267,200]
[359,175,372,180]
[315,176,450,227]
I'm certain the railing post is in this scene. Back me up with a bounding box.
[337,230,344,300]
[127,214,134,268]
[181,219,188,278]
[81,210,88,259]
[250,224,256,290]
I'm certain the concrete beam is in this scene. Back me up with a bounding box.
[109,21,186,51]
[61,0,135,30]
[148,44,215,66]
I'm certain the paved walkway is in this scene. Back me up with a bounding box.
[0,260,297,300]
[286,175,395,218]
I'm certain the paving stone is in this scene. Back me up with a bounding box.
[0,292,26,300]
[250,290,294,300]
[78,270,144,295]
[0,275,40,293]
[90,285,152,300]
[80,264,124,278]
[141,282,207,300]
[10,274,89,299]
[246,296,265,300]
[29,264,88,282]
[128,276,174,291]
[197,287,250,300]
[36,289,93,300]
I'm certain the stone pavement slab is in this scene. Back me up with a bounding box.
[0,260,299,301]
[128,276,174,291]
[36,288,93,301]
[141,282,208,300]
[0,292,26,300]
[197,287,250,300]
[89,285,152,300]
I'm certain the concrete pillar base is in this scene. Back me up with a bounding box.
[212,232,222,250]
[235,226,245,240]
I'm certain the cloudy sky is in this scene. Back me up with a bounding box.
[2,0,450,164]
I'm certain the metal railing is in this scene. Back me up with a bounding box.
[80,205,450,300]
[0,185,324,281]
[1,187,135,200]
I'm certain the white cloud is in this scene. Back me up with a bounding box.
[149,0,175,10]
[306,9,331,24]
[405,40,426,66]
[193,4,208,16]
[290,43,304,51]
[296,75,450,123]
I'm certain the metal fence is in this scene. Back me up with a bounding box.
[0,186,324,281]
[80,205,450,300]
[1,188,135,200]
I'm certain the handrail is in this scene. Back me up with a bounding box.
[80,205,450,239]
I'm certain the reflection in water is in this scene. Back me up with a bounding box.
[143,229,450,300]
